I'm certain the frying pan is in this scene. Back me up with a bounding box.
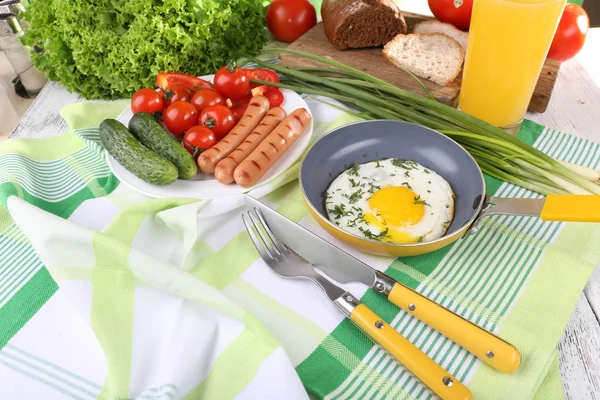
[299,120,600,257]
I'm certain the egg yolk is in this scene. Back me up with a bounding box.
[369,186,425,227]
[362,186,425,244]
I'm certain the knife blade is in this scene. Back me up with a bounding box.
[243,195,380,288]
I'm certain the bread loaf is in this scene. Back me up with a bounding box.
[383,33,464,86]
[321,0,407,50]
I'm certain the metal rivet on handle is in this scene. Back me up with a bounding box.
[408,304,416,311]
[374,282,384,292]
[442,377,453,387]
[486,351,495,359]
[346,295,354,302]
[375,320,385,329]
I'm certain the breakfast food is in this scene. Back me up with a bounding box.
[115,66,310,191]
[234,108,312,188]
[198,96,270,173]
[321,0,408,50]
[383,33,464,86]
[413,20,468,51]
[215,107,287,185]
[325,158,455,244]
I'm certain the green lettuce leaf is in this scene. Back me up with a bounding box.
[22,0,268,100]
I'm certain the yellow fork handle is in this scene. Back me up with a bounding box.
[388,283,521,373]
[350,304,473,400]
[541,194,600,222]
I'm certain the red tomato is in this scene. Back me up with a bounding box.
[183,126,217,159]
[191,89,226,113]
[244,68,280,89]
[428,0,473,30]
[156,72,213,91]
[265,89,285,108]
[230,102,249,121]
[162,84,193,107]
[226,92,252,121]
[214,61,249,100]
[199,105,236,139]
[163,101,199,138]
[547,4,589,62]
[267,0,317,43]
[131,88,165,114]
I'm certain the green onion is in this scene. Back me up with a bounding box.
[250,51,598,196]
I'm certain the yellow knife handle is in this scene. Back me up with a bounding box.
[541,194,600,222]
[350,304,473,400]
[388,283,521,373]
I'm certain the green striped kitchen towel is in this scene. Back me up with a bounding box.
[1,96,599,399]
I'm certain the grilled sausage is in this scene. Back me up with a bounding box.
[214,107,287,184]
[197,96,270,174]
[233,108,312,188]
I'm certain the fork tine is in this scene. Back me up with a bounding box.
[253,208,288,254]
[248,209,283,257]
[242,213,274,260]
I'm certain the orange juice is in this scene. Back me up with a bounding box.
[459,0,566,130]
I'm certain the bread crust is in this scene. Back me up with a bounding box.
[322,0,408,50]
[413,20,469,51]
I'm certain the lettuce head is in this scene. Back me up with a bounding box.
[22,0,268,100]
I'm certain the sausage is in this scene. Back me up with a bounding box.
[197,96,270,174]
[233,108,312,188]
[214,107,287,184]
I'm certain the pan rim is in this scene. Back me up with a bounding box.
[299,120,487,249]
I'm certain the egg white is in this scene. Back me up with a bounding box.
[325,158,455,244]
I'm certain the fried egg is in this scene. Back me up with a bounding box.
[325,158,455,244]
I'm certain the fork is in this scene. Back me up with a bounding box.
[243,208,473,400]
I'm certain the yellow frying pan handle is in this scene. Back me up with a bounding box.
[541,194,600,222]
[388,283,521,373]
[350,304,473,400]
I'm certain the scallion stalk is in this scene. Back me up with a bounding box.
[249,51,598,196]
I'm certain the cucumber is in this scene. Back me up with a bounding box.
[99,119,178,186]
[128,112,198,180]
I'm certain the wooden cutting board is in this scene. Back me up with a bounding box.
[279,13,561,113]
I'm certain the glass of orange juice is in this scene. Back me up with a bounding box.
[458,0,566,134]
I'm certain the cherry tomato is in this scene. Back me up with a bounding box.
[191,89,226,113]
[547,4,589,62]
[267,0,317,43]
[156,72,213,91]
[131,88,165,114]
[226,92,252,121]
[427,0,473,30]
[265,89,285,108]
[162,84,193,107]
[244,68,280,89]
[183,126,217,159]
[199,105,236,139]
[163,101,199,138]
[214,61,249,100]
[230,102,249,121]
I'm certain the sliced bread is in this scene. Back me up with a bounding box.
[383,33,464,86]
[321,0,408,50]
[413,20,469,51]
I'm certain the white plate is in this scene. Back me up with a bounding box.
[107,76,313,199]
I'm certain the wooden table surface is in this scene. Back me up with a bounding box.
[9,28,600,400]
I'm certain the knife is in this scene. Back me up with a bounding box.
[244,195,521,373]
